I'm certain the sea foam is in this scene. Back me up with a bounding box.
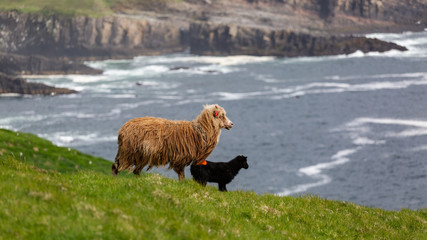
[278,148,359,196]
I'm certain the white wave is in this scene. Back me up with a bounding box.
[67,75,108,83]
[367,30,427,46]
[214,91,267,101]
[116,100,167,110]
[348,118,427,129]
[278,175,331,196]
[104,65,169,77]
[366,30,427,58]
[135,54,276,66]
[38,131,116,147]
[255,74,280,83]
[278,148,359,196]
[272,77,427,99]
[0,115,46,125]
[280,49,382,65]
[332,116,427,163]
[54,108,121,119]
[157,95,182,100]
[300,149,358,176]
[105,94,136,99]
[386,129,427,138]
[352,137,384,145]
[409,145,427,152]
[347,50,365,58]
[197,65,235,74]
[85,58,133,69]
[324,72,427,82]
[0,93,22,97]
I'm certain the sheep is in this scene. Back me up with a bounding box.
[190,155,249,192]
[112,104,233,180]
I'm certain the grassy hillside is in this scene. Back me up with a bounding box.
[0,129,111,174]
[0,0,176,17]
[0,129,426,239]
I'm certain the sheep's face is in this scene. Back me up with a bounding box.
[210,104,233,130]
[238,155,249,169]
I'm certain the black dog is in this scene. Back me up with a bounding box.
[190,155,249,192]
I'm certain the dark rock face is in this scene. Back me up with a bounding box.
[189,23,407,57]
[0,1,421,95]
[0,52,102,75]
[335,0,427,23]
[0,11,187,59]
[0,0,424,76]
[243,0,427,25]
[0,73,77,95]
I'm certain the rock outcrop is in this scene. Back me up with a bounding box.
[0,52,102,75]
[1,0,423,95]
[0,11,187,59]
[189,22,407,57]
[0,0,425,69]
[0,73,77,95]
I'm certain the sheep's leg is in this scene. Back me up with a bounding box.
[218,183,227,192]
[133,166,143,177]
[192,177,206,187]
[173,167,185,181]
[112,156,119,176]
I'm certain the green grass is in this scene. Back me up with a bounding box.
[0,0,179,17]
[0,128,426,239]
[0,129,111,174]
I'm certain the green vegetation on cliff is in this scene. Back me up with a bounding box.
[0,0,176,16]
[0,129,426,239]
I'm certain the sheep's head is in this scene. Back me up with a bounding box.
[205,104,233,130]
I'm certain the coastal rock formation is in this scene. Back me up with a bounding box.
[189,22,407,57]
[0,11,187,59]
[0,0,425,63]
[0,0,423,95]
[0,52,102,75]
[1,0,425,60]
[0,73,77,95]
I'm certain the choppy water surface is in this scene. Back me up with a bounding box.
[1,31,427,210]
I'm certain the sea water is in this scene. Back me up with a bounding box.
[1,30,426,210]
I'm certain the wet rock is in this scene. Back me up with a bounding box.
[0,52,102,75]
[0,73,77,95]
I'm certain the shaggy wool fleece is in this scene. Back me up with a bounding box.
[112,104,233,180]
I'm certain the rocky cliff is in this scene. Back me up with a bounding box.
[2,0,424,94]
[0,73,77,95]
[0,0,425,67]
[189,22,407,57]
[0,52,102,75]
[0,11,187,59]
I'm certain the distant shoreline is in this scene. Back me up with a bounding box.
[1,0,425,94]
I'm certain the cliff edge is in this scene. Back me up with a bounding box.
[0,0,425,94]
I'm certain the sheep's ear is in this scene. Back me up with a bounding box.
[215,105,218,109]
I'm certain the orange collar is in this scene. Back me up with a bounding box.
[197,160,207,165]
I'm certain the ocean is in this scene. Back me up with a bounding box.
[1,30,426,210]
